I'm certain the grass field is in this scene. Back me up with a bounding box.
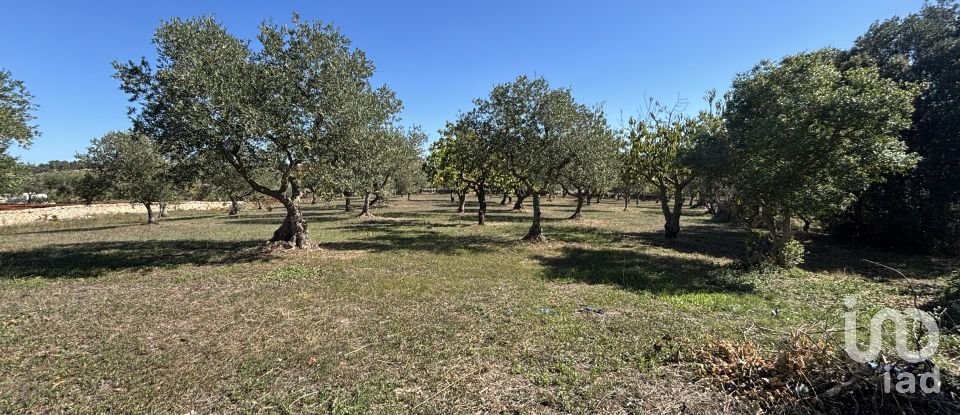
[0,194,956,413]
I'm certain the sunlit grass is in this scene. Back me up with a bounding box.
[0,194,954,413]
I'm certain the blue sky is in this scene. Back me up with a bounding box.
[2,0,924,163]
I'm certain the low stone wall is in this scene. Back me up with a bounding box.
[0,201,232,227]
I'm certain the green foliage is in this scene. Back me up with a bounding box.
[482,75,588,193]
[743,231,806,269]
[0,69,38,194]
[560,107,620,198]
[0,154,26,195]
[725,49,921,235]
[22,170,84,203]
[944,271,960,327]
[79,131,180,210]
[830,1,960,253]
[0,69,38,149]
[340,126,426,197]
[76,172,111,205]
[627,93,723,236]
[115,15,400,243]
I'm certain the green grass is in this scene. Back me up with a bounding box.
[0,194,956,413]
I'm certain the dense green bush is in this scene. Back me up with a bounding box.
[744,231,805,269]
[944,272,960,329]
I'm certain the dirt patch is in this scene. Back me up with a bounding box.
[0,201,232,226]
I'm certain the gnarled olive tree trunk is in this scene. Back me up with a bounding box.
[145,202,157,224]
[228,196,240,216]
[658,183,685,238]
[269,179,309,248]
[512,189,528,211]
[476,183,487,225]
[457,190,467,213]
[358,192,375,217]
[522,192,546,242]
[569,189,585,220]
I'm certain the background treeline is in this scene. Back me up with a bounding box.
[0,2,958,258]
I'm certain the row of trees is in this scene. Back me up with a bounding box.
[6,2,959,258]
[429,49,920,262]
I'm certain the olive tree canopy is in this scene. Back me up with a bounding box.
[115,15,399,248]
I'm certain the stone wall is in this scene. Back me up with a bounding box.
[0,201,232,227]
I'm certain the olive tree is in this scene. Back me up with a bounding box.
[725,49,921,260]
[0,69,37,150]
[484,75,593,242]
[426,136,470,212]
[560,115,619,220]
[0,69,39,191]
[80,131,179,224]
[433,110,503,225]
[628,95,723,238]
[342,126,425,217]
[115,15,397,248]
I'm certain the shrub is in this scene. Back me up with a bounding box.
[944,272,960,329]
[744,231,805,269]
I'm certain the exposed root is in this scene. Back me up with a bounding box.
[522,233,548,243]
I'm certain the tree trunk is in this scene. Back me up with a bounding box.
[450,192,455,203]
[596,193,602,204]
[623,194,629,211]
[457,190,467,213]
[407,193,411,201]
[145,202,157,224]
[523,192,546,242]
[344,194,353,212]
[358,192,374,217]
[159,201,169,218]
[569,190,584,220]
[228,196,240,216]
[635,193,640,206]
[270,179,309,248]
[500,193,508,205]
[779,211,793,240]
[256,200,263,210]
[512,190,527,211]
[476,183,487,225]
[799,215,811,233]
[311,192,317,205]
[658,184,682,238]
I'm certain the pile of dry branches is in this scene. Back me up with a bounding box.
[695,331,958,414]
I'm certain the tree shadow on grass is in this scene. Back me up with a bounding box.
[798,234,957,280]
[1,223,140,236]
[0,239,268,279]
[0,213,223,236]
[322,220,507,254]
[621,225,748,262]
[535,246,752,294]
[226,209,349,226]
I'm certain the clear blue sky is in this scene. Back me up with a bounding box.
[2,0,924,163]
